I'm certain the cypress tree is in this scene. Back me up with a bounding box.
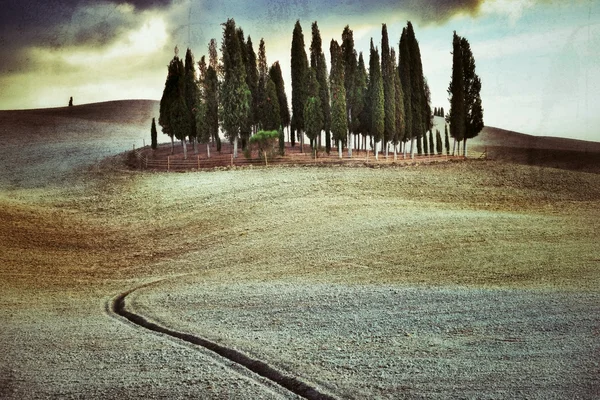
[256,38,269,131]
[368,39,384,159]
[269,62,291,141]
[448,31,466,156]
[436,129,443,155]
[245,36,259,133]
[311,22,330,152]
[381,24,396,159]
[460,36,484,156]
[291,20,309,151]
[444,123,450,155]
[263,77,281,131]
[392,48,405,157]
[398,28,412,158]
[304,70,322,154]
[423,130,428,155]
[407,22,425,158]
[150,117,158,149]
[184,48,199,155]
[207,39,221,152]
[221,18,250,158]
[354,52,368,153]
[341,25,357,156]
[429,129,435,155]
[159,54,189,155]
[237,29,252,149]
[330,39,348,159]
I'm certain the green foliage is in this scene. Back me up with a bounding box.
[429,129,435,155]
[221,19,251,144]
[245,36,259,129]
[291,20,309,134]
[355,52,368,141]
[445,124,450,155]
[278,126,285,155]
[150,117,158,149]
[368,39,384,145]
[311,22,331,138]
[262,77,281,131]
[381,24,396,148]
[159,56,185,139]
[407,22,427,143]
[204,65,219,145]
[448,31,466,142]
[393,50,405,145]
[330,39,348,144]
[269,62,291,130]
[398,28,412,143]
[184,48,199,141]
[341,26,358,134]
[250,130,279,161]
[436,129,443,155]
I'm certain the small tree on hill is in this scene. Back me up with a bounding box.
[151,117,158,149]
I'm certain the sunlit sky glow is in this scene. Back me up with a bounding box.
[1,0,598,141]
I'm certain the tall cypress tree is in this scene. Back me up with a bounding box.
[184,48,199,155]
[245,36,259,134]
[304,68,322,152]
[436,129,443,155]
[448,31,466,156]
[392,48,405,156]
[354,52,368,153]
[368,39,384,159]
[460,36,484,156]
[269,62,291,137]
[263,77,281,131]
[398,28,412,158]
[330,39,348,159]
[159,54,189,155]
[444,123,450,155]
[310,22,331,152]
[381,24,396,159]
[221,18,250,158]
[291,20,309,151]
[256,38,269,131]
[341,26,357,156]
[407,22,426,158]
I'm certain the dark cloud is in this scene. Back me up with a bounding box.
[0,0,174,73]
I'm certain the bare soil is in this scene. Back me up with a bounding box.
[0,101,598,399]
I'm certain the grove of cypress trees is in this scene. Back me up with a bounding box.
[291,20,309,151]
[159,54,189,155]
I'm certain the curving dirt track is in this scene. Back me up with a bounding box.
[1,101,599,399]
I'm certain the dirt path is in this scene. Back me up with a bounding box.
[111,278,337,400]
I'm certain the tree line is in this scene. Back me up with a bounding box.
[156,19,483,160]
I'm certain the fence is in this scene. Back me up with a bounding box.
[130,145,463,171]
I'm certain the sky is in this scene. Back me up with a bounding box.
[1,0,599,142]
